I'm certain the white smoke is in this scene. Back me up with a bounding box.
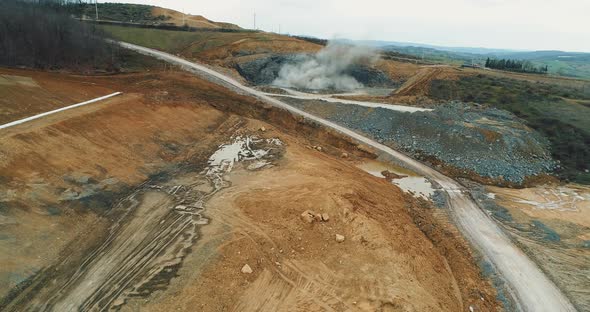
[272,42,378,91]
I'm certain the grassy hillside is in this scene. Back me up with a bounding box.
[101,24,263,55]
[101,24,320,62]
[429,74,590,183]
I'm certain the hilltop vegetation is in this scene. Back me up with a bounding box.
[485,58,548,74]
[68,3,167,24]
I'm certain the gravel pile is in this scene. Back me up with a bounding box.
[285,99,556,184]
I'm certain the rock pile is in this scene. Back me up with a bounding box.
[287,99,556,184]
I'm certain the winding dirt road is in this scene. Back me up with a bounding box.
[118,41,577,312]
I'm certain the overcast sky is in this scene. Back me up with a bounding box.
[118,0,590,52]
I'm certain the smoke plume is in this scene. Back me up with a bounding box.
[272,42,378,91]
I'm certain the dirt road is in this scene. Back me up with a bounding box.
[119,41,577,312]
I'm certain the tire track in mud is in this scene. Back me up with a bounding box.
[15,134,284,311]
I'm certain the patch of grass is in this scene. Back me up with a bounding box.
[430,75,590,183]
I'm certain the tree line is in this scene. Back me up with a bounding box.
[485,58,548,74]
[0,0,120,71]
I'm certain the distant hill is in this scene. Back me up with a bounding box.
[338,39,590,79]
[68,3,241,30]
[336,39,522,54]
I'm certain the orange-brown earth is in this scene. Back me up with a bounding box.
[0,67,500,311]
[123,139,499,311]
[0,68,113,124]
[151,7,241,30]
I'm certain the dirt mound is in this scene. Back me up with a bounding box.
[151,7,241,29]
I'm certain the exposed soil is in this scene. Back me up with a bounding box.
[124,132,499,312]
[0,68,114,124]
[0,68,500,311]
[151,7,241,29]
[473,183,590,311]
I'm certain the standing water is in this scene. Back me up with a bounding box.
[357,160,435,199]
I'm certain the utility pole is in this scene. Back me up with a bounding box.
[95,0,99,20]
[278,24,281,34]
[253,12,256,30]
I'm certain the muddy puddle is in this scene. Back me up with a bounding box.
[356,160,435,199]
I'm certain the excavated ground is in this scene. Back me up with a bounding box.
[470,182,590,311]
[0,68,501,311]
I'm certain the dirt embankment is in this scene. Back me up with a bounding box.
[0,69,114,124]
[0,68,500,311]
